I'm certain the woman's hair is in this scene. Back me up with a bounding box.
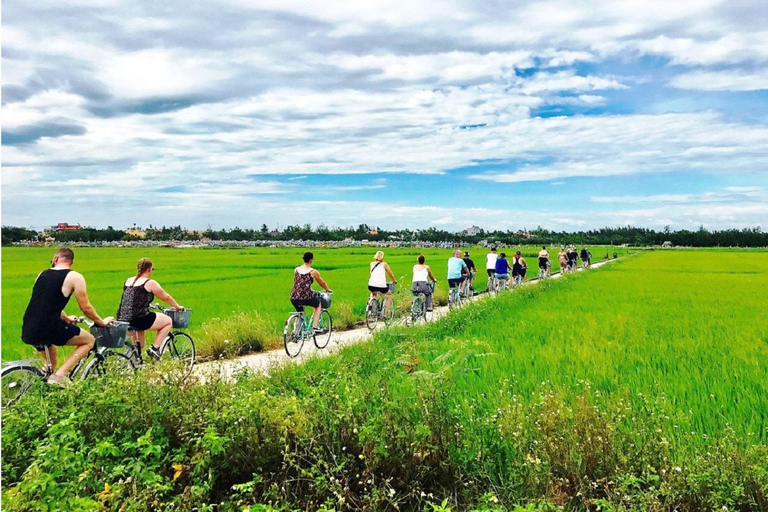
[515,250,521,255]
[500,252,507,258]
[303,252,314,263]
[374,251,384,261]
[133,258,153,285]
[418,254,425,264]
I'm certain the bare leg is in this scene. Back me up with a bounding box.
[39,346,57,373]
[55,330,95,377]
[149,314,173,350]
[312,305,322,328]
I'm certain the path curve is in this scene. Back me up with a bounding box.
[194,258,617,382]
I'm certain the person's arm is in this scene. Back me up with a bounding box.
[426,266,437,282]
[145,280,183,310]
[311,269,331,292]
[70,272,113,326]
[60,311,78,324]
[384,263,397,283]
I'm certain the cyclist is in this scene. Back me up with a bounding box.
[116,258,184,359]
[580,246,591,267]
[412,254,437,311]
[567,245,578,271]
[485,247,498,277]
[495,252,513,288]
[290,252,332,334]
[21,248,114,386]
[447,250,469,296]
[512,250,527,286]
[368,251,397,314]
[462,251,477,291]
[538,246,550,277]
[557,248,568,273]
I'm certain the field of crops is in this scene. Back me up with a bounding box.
[3,249,767,510]
[1,245,624,361]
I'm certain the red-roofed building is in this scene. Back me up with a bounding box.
[55,223,81,231]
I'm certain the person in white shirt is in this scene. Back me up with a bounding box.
[368,251,397,311]
[485,247,498,277]
[411,254,437,311]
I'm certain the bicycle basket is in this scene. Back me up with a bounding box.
[163,308,192,328]
[387,282,397,294]
[317,292,333,309]
[91,321,130,349]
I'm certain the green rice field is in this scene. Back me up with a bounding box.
[1,245,625,361]
[2,248,766,510]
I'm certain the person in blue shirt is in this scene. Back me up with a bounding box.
[495,252,513,289]
[447,250,469,296]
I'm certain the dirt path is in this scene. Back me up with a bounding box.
[194,259,616,382]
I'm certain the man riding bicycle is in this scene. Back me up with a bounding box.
[538,246,551,277]
[21,248,114,386]
[448,250,469,296]
[485,247,498,277]
[462,251,477,291]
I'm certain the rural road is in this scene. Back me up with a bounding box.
[193,258,616,382]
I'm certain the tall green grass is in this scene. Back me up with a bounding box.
[3,249,766,510]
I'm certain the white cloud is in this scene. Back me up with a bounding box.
[670,69,768,91]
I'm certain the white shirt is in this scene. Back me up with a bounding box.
[486,253,498,269]
[412,265,429,283]
[369,261,387,287]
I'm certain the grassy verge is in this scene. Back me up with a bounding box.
[2,250,766,511]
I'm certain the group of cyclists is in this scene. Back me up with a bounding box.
[22,244,594,385]
[21,248,184,386]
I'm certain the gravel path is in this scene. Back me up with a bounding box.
[193,258,616,382]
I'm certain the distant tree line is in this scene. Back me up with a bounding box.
[2,223,766,247]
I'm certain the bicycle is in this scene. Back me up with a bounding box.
[122,304,196,368]
[464,271,476,300]
[405,282,435,325]
[365,282,396,330]
[283,292,333,358]
[487,273,498,295]
[1,319,135,409]
[448,281,465,309]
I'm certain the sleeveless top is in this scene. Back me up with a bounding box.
[412,265,428,283]
[512,256,523,273]
[369,262,387,288]
[117,278,154,321]
[291,269,314,300]
[22,269,73,342]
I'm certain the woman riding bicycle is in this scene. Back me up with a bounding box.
[290,252,332,334]
[369,251,397,312]
[116,258,184,359]
[512,251,527,285]
[412,254,437,311]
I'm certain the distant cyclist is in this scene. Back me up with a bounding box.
[21,248,114,386]
[447,250,469,296]
[117,258,184,359]
[462,251,477,291]
[567,245,578,271]
[368,251,397,313]
[495,252,513,288]
[290,252,332,334]
[485,247,498,277]
[538,246,550,277]
[512,250,527,286]
[412,254,437,311]
[557,248,568,273]
[580,247,591,267]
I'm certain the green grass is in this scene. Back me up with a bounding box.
[1,245,627,361]
[2,249,766,510]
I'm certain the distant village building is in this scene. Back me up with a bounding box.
[125,229,146,239]
[367,230,379,236]
[461,225,482,236]
[53,223,81,231]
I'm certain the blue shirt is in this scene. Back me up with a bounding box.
[447,257,467,279]
[495,258,510,274]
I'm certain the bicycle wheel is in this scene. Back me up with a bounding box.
[81,351,136,379]
[284,314,305,358]
[165,332,196,367]
[1,364,43,409]
[448,288,458,309]
[313,310,333,348]
[465,283,474,300]
[405,297,419,326]
[382,297,396,326]
[365,298,379,330]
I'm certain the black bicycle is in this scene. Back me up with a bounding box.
[123,303,195,368]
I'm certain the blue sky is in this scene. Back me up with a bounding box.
[2,0,767,231]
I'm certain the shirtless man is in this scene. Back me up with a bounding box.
[21,248,114,385]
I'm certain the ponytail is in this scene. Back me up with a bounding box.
[132,258,153,285]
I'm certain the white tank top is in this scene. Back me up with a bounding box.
[369,262,387,287]
[412,265,429,282]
